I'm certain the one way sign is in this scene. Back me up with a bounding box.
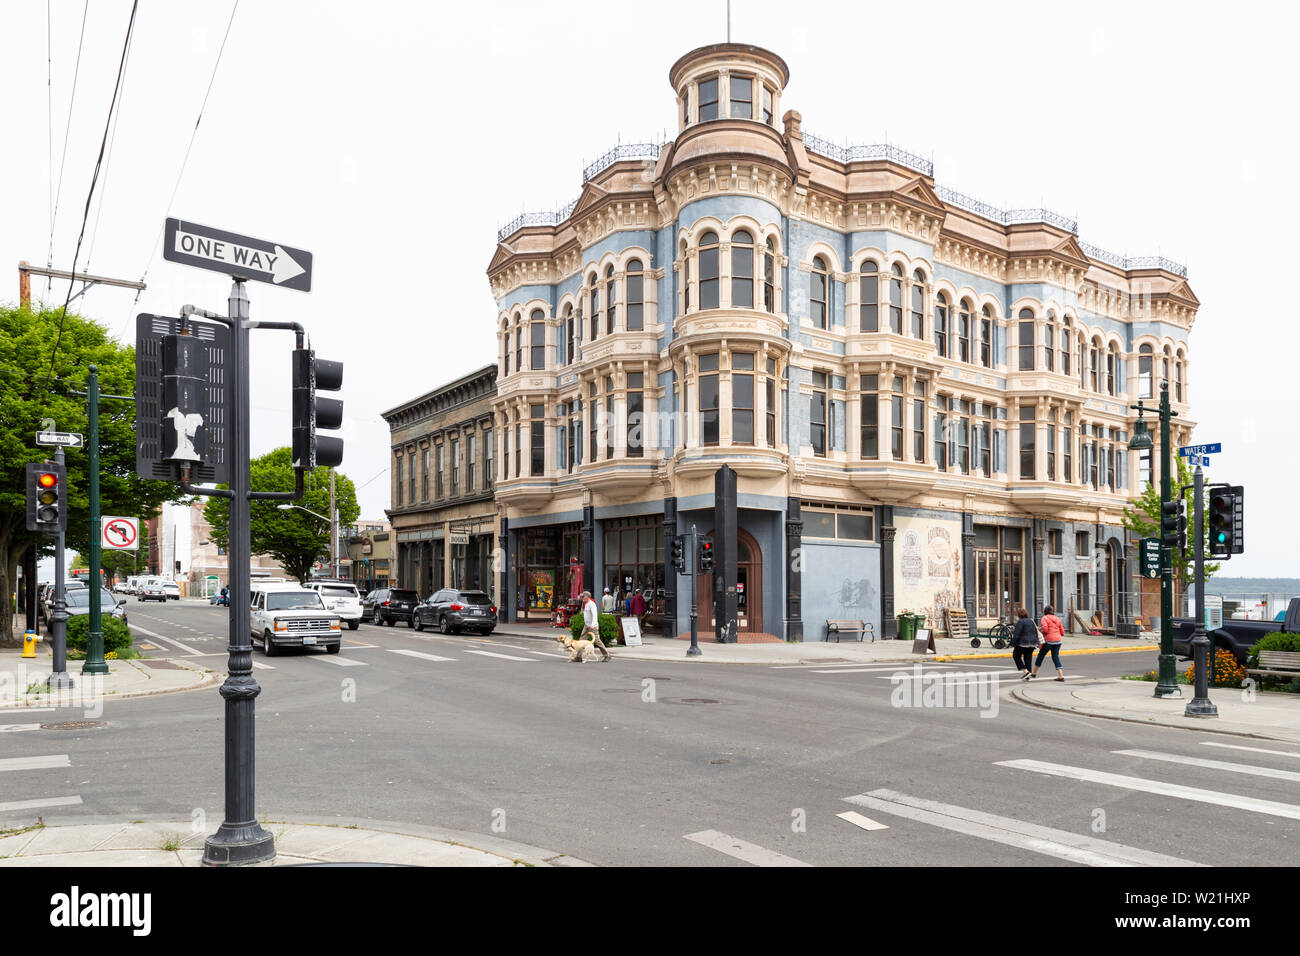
[163,218,312,291]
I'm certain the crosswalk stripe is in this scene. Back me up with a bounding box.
[809,665,943,675]
[1114,749,1300,783]
[997,759,1300,821]
[0,755,71,772]
[873,669,1023,680]
[464,650,537,662]
[251,661,274,670]
[844,789,1203,867]
[0,795,83,813]
[836,810,889,831]
[0,724,42,733]
[129,624,204,656]
[389,649,456,663]
[683,830,811,867]
[1201,742,1300,760]
[309,654,367,667]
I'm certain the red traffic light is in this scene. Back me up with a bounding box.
[38,472,58,488]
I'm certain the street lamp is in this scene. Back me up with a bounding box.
[1129,384,1180,698]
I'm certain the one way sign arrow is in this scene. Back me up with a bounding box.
[163,218,312,291]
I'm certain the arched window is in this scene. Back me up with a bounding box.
[731,230,754,309]
[957,298,972,363]
[889,264,904,333]
[699,231,719,310]
[933,293,949,357]
[514,313,523,373]
[530,308,545,370]
[1079,337,1087,389]
[604,264,616,334]
[859,260,879,332]
[589,276,600,340]
[980,305,993,368]
[1043,311,1055,371]
[1090,338,1100,392]
[810,255,828,329]
[626,260,644,331]
[763,237,776,312]
[1162,346,1171,390]
[564,305,575,365]
[1061,317,1072,376]
[1139,344,1153,397]
[1018,308,1036,371]
[681,240,692,314]
[1175,351,1185,402]
[911,269,925,338]
[502,324,510,376]
[1106,342,1118,396]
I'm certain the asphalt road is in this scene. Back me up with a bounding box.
[3,598,1296,867]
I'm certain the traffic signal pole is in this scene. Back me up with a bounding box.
[687,524,701,658]
[83,367,108,676]
[47,447,74,690]
[1155,382,1181,698]
[1186,464,1218,716]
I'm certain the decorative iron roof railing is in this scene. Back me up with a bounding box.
[802,132,934,176]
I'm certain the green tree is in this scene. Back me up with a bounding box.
[1123,454,1221,589]
[202,448,360,583]
[0,303,180,646]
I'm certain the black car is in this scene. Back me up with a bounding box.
[413,589,497,635]
[369,588,419,627]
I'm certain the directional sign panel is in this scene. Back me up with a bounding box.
[1139,537,1161,579]
[36,431,84,448]
[1179,443,1221,458]
[101,516,139,551]
[163,218,312,291]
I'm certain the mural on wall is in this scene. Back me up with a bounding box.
[801,543,882,640]
[893,514,963,633]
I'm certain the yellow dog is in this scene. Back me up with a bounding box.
[558,633,598,663]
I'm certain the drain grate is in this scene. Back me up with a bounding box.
[710,758,732,765]
[679,698,720,704]
[41,720,107,731]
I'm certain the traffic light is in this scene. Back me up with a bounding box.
[697,539,714,573]
[160,332,209,465]
[1160,498,1186,552]
[292,348,344,469]
[671,535,686,574]
[26,462,66,534]
[1208,485,1243,558]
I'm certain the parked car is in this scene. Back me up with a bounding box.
[209,587,229,606]
[1173,597,1300,665]
[249,585,342,656]
[162,582,181,600]
[304,581,362,630]
[413,589,497,635]
[367,588,419,627]
[65,587,129,624]
[360,590,379,623]
[39,580,88,622]
[138,582,167,603]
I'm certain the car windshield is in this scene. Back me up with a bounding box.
[66,589,116,607]
[320,586,358,598]
[459,592,491,606]
[266,592,325,611]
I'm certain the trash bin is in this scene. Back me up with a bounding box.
[896,612,920,642]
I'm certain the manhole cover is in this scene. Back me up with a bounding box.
[679,698,719,704]
[142,660,183,670]
[710,758,732,765]
[41,720,107,731]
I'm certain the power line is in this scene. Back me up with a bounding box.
[46,0,53,304]
[45,0,89,300]
[357,466,391,491]
[41,0,139,395]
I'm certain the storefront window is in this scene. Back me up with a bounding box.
[602,517,665,620]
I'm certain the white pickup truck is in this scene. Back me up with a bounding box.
[249,585,342,656]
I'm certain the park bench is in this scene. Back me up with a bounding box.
[826,619,874,643]
[1246,651,1300,680]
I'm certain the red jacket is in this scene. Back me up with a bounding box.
[630,592,647,616]
[1040,613,1065,643]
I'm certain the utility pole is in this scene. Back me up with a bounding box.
[329,468,337,578]
[18,260,145,310]
[47,447,74,690]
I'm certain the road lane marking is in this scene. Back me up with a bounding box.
[128,624,204,656]
[844,790,1203,867]
[0,755,71,772]
[0,724,42,733]
[0,795,83,813]
[1201,742,1300,760]
[251,661,274,670]
[464,650,537,662]
[873,669,1024,680]
[997,759,1300,821]
[308,654,367,667]
[1113,749,1300,783]
[683,830,812,867]
[836,810,889,831]
[810,665,945,675]
[388,649,457,663]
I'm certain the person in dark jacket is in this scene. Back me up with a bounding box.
[1012,606,1039,680]
[1032,604,1066,681]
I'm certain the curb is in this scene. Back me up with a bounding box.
[935,644,1159,662]
[1008,684,1300,743]
[0,657,219,710]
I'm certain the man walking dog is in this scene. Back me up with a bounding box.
[576,590,611,661]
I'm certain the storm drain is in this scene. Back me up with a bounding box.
[41,720,107,731]
[676,697,721,705]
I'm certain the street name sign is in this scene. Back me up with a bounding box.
[1179,443,1221,457]
[101,516,139,551]
[163,218,312,291]
[36,431,84,448]
[1139,537,1161,579]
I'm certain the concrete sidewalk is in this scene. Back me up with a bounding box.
[0,646,216,711]
[492,621,1155,665]
[0,817,593,867]
[1013,677,1300,743]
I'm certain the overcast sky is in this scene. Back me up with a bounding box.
[5,0,1297,578]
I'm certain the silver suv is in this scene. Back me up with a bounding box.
[249,586,342,656]
[304,581,362,630]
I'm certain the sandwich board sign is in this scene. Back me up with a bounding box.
[620,617,643,646]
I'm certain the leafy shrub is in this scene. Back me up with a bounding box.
[1247,631,1300,666]
[569,612,621,645]
[65,615,133,655]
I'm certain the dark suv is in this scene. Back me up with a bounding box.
[414,589,497,635]
[369,588,419,627]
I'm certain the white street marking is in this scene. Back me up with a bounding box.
[0,724,41,733]
[251,661,274,670]
[388,649,456,663]
[1114,749,1300,783]
[309,654,366,667]
[1201,742,1300,760]
[0,755,71,772]
[128,624,204,656]
[997,759,1300,821]
[810,665,943,675]
[836,810,889,831]
[683,830,812,867]
[844,790,1203,867]
[464,650,537,662]
[874,669,1024,680]
[0,795,83,813]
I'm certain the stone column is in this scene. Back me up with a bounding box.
[880,509,897,638]
[1032,517,1045,618]
[785,497,803,642]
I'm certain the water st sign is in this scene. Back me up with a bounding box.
[1179,443,1221,458]
[163,218,312,291]
[1139,537,1161,579]
[36,431,84,448]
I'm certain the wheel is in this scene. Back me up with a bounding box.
[262,631,277,657]
[992,638,1007,650]
[407,615,416,629]
[348,620,359,630]
[970,637,981,648]
[439,615,450,635]
[326,642,340,654]
[413,612,424,632]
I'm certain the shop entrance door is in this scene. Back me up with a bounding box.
[696,529,762,633]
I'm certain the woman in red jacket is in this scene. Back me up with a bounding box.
[1031,605,1066,681]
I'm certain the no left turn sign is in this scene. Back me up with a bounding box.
[102,516,139,551]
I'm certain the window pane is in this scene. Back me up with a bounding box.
[805,512,835,538]
[730,76,752,118]
[838,513,872,540]
[699,77,718,120]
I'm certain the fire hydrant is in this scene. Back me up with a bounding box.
[21,630,39,659]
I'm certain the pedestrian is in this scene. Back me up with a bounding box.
[1012,606,1038,679]
[579,590,611,661]
[1032,604,1066,681]
[629,588,647,631]
[601,587,615,614]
